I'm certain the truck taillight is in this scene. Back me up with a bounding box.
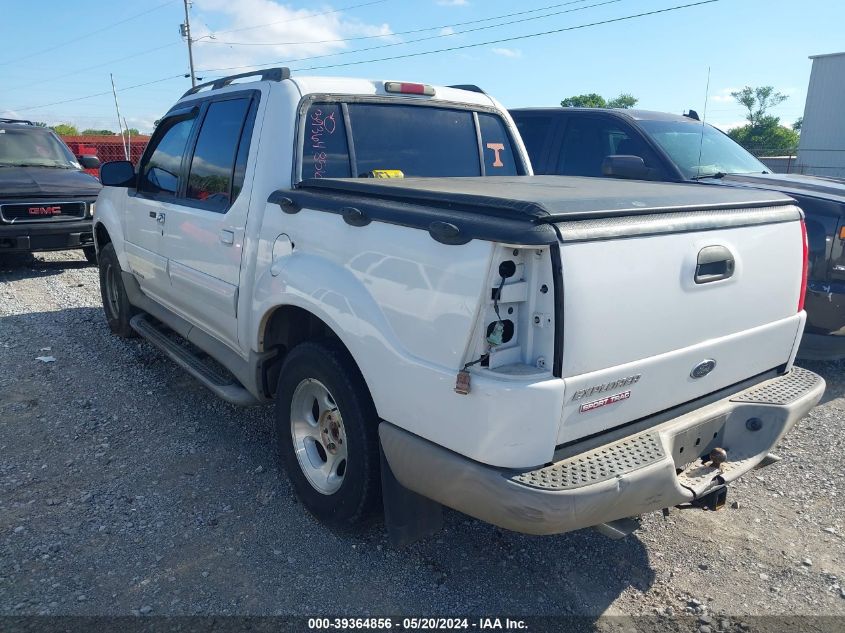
[799,219,808,313]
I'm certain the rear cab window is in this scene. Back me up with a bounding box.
[300,100,525,181]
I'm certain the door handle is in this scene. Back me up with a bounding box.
[695,245,735,284]
[219,229,235,245]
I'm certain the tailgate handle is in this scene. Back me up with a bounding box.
[695,245,735,284]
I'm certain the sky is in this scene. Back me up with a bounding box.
[0,0,842,134]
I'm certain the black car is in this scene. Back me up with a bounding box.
[510,107,845,360]
[0,118,101,262]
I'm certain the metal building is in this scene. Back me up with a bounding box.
[797,52,845,178]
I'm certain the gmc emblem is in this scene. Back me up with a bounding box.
[28,206,62,216]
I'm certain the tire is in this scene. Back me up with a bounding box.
[275,340,381,526]
[98,243,137,338]
[82,245,97,265]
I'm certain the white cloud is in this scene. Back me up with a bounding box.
[490,47,522,58]
[191,0,394,73]
[439,26,456,36]
[709,88,740,104]
[437,0,468,5]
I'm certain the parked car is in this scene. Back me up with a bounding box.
[0,118,101,262]
[92,69,823,544]
[510,107,845,360]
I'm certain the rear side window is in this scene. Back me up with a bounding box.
[187,98,252,211]
[139,115,197,196]
[303,103,351,179]
[478,113,518,176]
[300,101,523,179]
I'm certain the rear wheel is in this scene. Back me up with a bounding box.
[98,243,137,338]
[82,246,97,265]
[275,340,381,526]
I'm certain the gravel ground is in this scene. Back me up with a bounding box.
[1,250,844,628]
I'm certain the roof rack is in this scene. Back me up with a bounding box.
[447,84,486,95]
[182,67,291,98]
[0,118,34,125]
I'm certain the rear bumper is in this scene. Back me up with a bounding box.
[0,219,94,252]
[379,368,824,535]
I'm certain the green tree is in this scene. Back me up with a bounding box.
[731,86,788,127]
[81,128,117,136]
[561,93,607,108]
[607,93,639,109]
[51,123,79,135]
[122,128,141,136]
[561,92,638,109]
[727,86,798,156]
[792,116,803,132]
[728,116,800,156]
[33,121,48,127]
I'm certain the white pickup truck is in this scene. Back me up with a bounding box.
[93,68,824,543]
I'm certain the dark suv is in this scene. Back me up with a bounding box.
[0,119,101,262]
[511,107,845,360]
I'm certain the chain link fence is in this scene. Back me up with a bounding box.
[744,146,845,177]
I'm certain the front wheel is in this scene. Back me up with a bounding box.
[275,340,381,526]
[98,243,137,338]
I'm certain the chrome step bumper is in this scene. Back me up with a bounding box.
[379,368,825,536]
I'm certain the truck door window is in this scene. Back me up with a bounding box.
[557,117,660,177]
[348,104,479,177]
[513,115,554,173]
[138,115,196,197]
[478,113,518,176]
[186,98,252,212]
[303,103,352,179]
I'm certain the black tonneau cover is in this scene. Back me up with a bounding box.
[300,175,793,220]
[278,175,795,246]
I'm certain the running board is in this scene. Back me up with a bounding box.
[130,314,260,406]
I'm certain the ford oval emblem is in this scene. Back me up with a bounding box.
[691,359,717,379]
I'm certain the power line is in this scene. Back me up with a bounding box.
[6,0,718,115]
[7,75,185,114]
[198,0,622,74]
[209,0,389,37]
[6,42,182,93]
[288,0,720,73]
[204,0,594,47]
[293,0,717,72]
[0,0,179,67]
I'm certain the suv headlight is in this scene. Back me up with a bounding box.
[89,202,96,217]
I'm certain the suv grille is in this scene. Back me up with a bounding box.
[0,201,86,222]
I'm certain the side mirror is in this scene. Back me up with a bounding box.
[602,155,651,180]
[78,155,100,169]
[100,160,136,188]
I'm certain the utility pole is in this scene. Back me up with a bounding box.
[181,0,196,88]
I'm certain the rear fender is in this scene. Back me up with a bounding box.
[252,251,408,406]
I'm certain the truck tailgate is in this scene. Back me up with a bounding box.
[556,206,806,444]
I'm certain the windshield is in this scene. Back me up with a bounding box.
[0,128,80,168]
[638,119,768,179]
[301,101,523,180]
